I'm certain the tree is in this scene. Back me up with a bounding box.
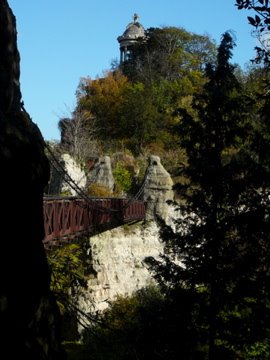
[117,82,167,154]
[236,0,270,66]
[81,286,203,360]
[122,26,217,84]
[47,242,89,341]
[66,27,217,159]
[76,70,129,143]
[58,107,101,162]
[236,0,270,176]
[74,68,197,157]
[146,32,270,359]
[116,78,191,155]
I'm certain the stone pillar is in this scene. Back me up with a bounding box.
[143,155,174,222]
[0,1,64,358]
[120,48,124,64]
[87,155,115,192]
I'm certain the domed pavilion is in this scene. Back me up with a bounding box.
[117,14,146,64]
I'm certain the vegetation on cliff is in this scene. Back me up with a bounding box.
[52,3,270,359]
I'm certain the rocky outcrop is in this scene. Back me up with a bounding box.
[48,153,87,195]
[48,154,115,196]
[0,1,64,358]
[78,222,164,316]
[87,155,115,191]
[74,156,178,332]
[143,155,174,222]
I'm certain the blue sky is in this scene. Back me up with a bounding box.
[8,0,255,141]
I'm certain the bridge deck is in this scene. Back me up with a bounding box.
[43,196,146,249]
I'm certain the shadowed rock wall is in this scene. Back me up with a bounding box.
[0,1,64,358]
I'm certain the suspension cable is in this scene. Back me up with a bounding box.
[45,136,149,212]
[21,102,148,213]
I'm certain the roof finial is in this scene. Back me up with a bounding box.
[133,13,139,23]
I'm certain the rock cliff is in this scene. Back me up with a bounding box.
[78,221,164,315]
[77,156,177,326]
[48,153,87,195]
[0,2,64,358]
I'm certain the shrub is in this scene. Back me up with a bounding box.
[112,163,132,194]
[87,183,113,197]
[47,243,87,314]
[81,285,205,360]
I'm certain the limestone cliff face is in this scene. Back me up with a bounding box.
[78,222,164,316]
[48,153,87,195]
[47,152,176,328]
[76,155,177,323]
[48,154,115,195]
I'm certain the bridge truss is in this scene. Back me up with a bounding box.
[43,144,147,249]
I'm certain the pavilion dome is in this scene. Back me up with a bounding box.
[120,22,145,40]
[117,14,145,44]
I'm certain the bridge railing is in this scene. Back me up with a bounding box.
[43,196,146,247]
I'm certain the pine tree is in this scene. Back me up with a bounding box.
[146,32,270,359]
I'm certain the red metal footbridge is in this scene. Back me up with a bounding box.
[42,143,148,249]
[43,196,146,249]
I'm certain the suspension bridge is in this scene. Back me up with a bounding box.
[43,196,146,249]
[42,145,147,250]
